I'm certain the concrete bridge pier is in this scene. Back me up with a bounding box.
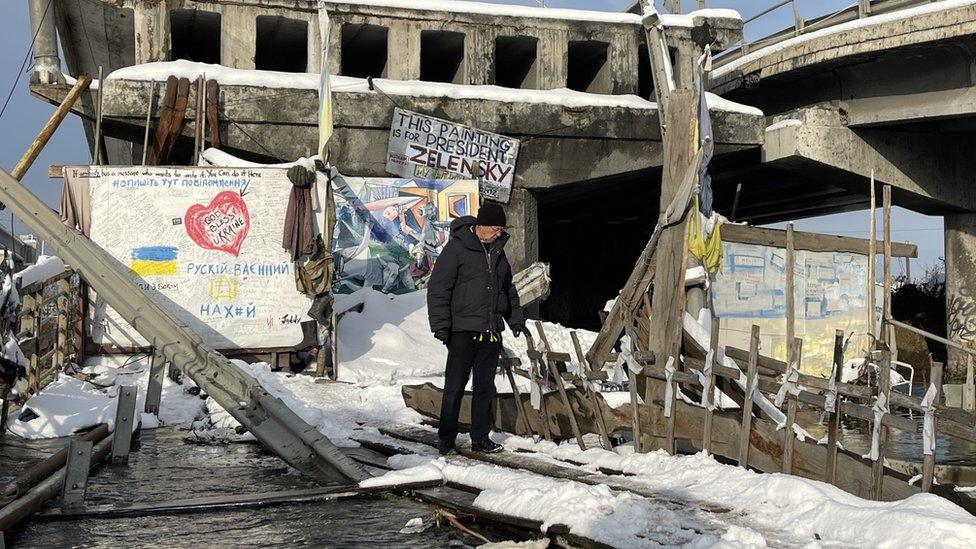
[501,188,540,274]
[945,214,976,380]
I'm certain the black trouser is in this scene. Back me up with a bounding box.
[438,332,502,444]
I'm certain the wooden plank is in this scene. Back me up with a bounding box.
[12,75,92,180]
[570,331,612,450]
[782,338,802,475]
[738,325,760,468]
[646,91,698,428]
[825,330,844,484]
[721,222,917,258]
[206,79,221,149]
[535,323,586,451]
[872,185,894,501]
[922,360,942,493]
[625,327,644,452]
[702,317,719,455]
[523,332,553,441]
[149,76,190,165]
[868,171,877,339]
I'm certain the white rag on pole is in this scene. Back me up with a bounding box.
[920,381,938,456]
[664,356,676,418]
[870,391,889,461]
[701,349,716,410]
[824,364,838,413]
[775,359,803,408]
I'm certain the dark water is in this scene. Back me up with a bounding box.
[5,430,502,548]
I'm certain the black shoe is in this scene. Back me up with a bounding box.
[438,439,456,455]
[471,438,503,454]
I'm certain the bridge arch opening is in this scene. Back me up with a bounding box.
[255,16,308,73]
[341,23,388,78]
[567,40,610,94]
[494,36,539,89]
[536,169,661,329]
[421,30,465,84]
[170,9,220,64]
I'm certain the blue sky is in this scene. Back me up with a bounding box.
[0,0,942,273]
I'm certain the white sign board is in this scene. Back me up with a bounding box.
[385,108,519,203]
[72,166,324,350]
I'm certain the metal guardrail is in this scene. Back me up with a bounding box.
[713,0,940,65]
[0,168,369,484]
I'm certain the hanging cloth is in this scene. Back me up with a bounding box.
[687,196,724,275]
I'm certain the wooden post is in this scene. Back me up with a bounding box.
[141,79,155,165]
[54,278,70,377]
[825,329,844,484]
[206,79,221,149]
[193,75,204,165]
[921,360,943,493]
[503,360,533,437]
[867,170,876,340]
[11,75,93,180]
[645,90,698,439]
[702,316,719,454]
[523,332,553,441]
[872,185,893,500]
[738,325,760,468]
[571,331,612,450]
[625,326,644,452]
[535,322,586,450]
[782,338,803,475]
[786,222,796,360]
[93,66,105,165]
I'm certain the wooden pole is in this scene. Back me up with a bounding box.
[535,322,586,450]
[645,90,698,444]
[786,222,796,362]
[11,74,93,180]
[825,329,844,484]
[738,325,761,468]
[523,332,553,441]
[626,326,644,452]
[921,360,943,492]
[867,170,876,340]
[141,80,154,166]
[702,316,719,454]
[730,183,742,222]
[570,331,612,450]
[93,66,104,165]
[782,338,802,475]
[872,185,894,500]
[503,360,533,437]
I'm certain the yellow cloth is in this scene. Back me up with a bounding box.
[687,196,724,275]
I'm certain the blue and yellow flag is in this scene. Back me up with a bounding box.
[129,246,178,277]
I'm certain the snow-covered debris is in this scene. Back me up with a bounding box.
[765,118,802,132]
[14,255,66,288]
[494,437,976,548]
[5,354,205,438]
[199,148,320,170]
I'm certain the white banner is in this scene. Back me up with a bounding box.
[385,108,519,203]
[72,166,325,350]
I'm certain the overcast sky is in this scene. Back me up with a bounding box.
[0,0,942,273]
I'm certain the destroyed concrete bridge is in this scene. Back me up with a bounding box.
[25,0,976,373]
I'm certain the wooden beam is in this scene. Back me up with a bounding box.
[738,325,760,468]
[825,330,844,485]
[922,360,942,493]
[12,75,92,181]
[721,223,917,258]
[701,317,719,454]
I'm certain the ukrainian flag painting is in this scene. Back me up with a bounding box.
[129,246,179,277]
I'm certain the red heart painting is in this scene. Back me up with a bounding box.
[184,191,251,256]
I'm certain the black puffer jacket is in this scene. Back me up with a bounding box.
[427,216,525,335]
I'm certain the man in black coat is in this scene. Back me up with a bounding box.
[427,202,525,454]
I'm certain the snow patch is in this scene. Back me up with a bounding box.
[15,255,66,288]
